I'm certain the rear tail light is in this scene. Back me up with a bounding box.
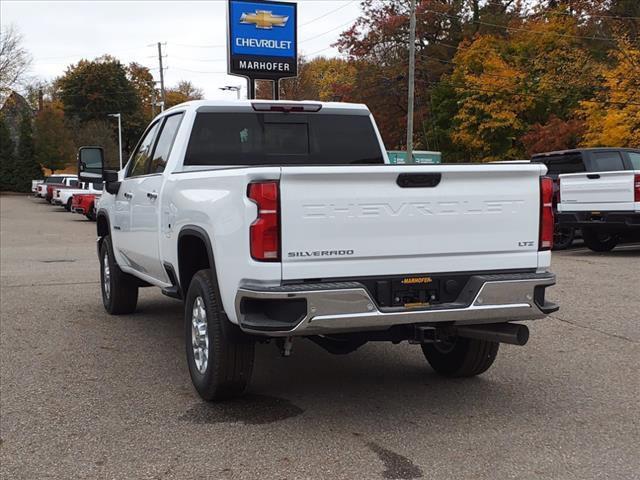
[248,181,280,261]
[539,176,554,251]
[634,174,640,203]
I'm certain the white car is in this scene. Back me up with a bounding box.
[78,100,557,401]
[53,182,103,210]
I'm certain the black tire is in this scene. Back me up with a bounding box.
[65,198,72,211]
[99,236,139,315]
[86,207,96,221]
[185,269,255,401]
[553,226,575,250]
[582,228,618,252]
[421,337,499,377]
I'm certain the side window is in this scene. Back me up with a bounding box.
[127,122,160,178]
[589,151,625,172]
[149,113,184,174]
[542,154,585,176]
[627,152,640,170]
[69,179,79,188]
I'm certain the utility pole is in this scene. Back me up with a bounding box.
[406,0,417,164]
[157,42,166,112]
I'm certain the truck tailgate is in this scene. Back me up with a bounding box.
[559,171,638,212]
[279,165,545,280]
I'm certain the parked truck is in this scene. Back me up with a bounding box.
[533,148,640,249]
[558,151,640,251]
[78,100,558,401]
[35,175,77,200]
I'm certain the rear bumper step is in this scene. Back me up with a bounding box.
[558,211,640,230]
[235,272,556,336]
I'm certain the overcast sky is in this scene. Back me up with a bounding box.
[1,0,362,99]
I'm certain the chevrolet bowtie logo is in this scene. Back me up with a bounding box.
[240,10,289,29]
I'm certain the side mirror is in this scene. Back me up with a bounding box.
[103,170,121,195]
[78,146,104,183]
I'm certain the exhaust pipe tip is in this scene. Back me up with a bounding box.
[456,323,530,346]
[514,324,529,346]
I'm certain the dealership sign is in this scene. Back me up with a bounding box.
[227,0,298,81]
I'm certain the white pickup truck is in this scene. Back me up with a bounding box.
[558,151,640,251]
[78,100,558,401]
[53,181,103,210]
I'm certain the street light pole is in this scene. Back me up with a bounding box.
[219,85,242,99]
[406,0,417,164]
[108,113,123,170]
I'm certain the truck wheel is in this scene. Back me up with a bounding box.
[65,198,72,211]
[582,228,618,252]
[185,269,255,401]
[421,337,499,377]
[86,207,96,221]
[553,226,574,250]
[99,236,138,315]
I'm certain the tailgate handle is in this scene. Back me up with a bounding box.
[396,173,441,188]
[586,174,600,179]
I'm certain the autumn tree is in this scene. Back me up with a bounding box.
[125,62,157,152]
[165,80,204,108]
[449,35,533,162]
[522,116,584,155]
[579,38,640,147]
[34,103,75,174]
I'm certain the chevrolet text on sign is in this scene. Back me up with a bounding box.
[228,0,297,80]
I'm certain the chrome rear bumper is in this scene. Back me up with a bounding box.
[235,272,557,337]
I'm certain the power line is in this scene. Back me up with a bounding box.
[169,67,228,75]
[419,9,624,43]
[416,77,640,107]
[168,56,226,63]
[481,0,640,21]
[300,0,357,27]
[299,17,359,44]
[172,43,226,49]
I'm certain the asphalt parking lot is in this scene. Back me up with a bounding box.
[1,193,638,480]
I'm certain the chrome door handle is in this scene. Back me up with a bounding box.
[123,192,133,200]
[147,191,158,200]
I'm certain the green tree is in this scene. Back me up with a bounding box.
[72,119,119,170]
[14,115,42,191]
[34,103,75,174]
[0,114,16,191]
[57,55,139,152]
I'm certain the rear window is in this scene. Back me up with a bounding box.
[534,154,585,177]
[184,113,384,166]
[45,176,63,184]
[590,151,626,172]
[628,152,640,170]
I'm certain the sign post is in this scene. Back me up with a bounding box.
[227,0,298,99]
